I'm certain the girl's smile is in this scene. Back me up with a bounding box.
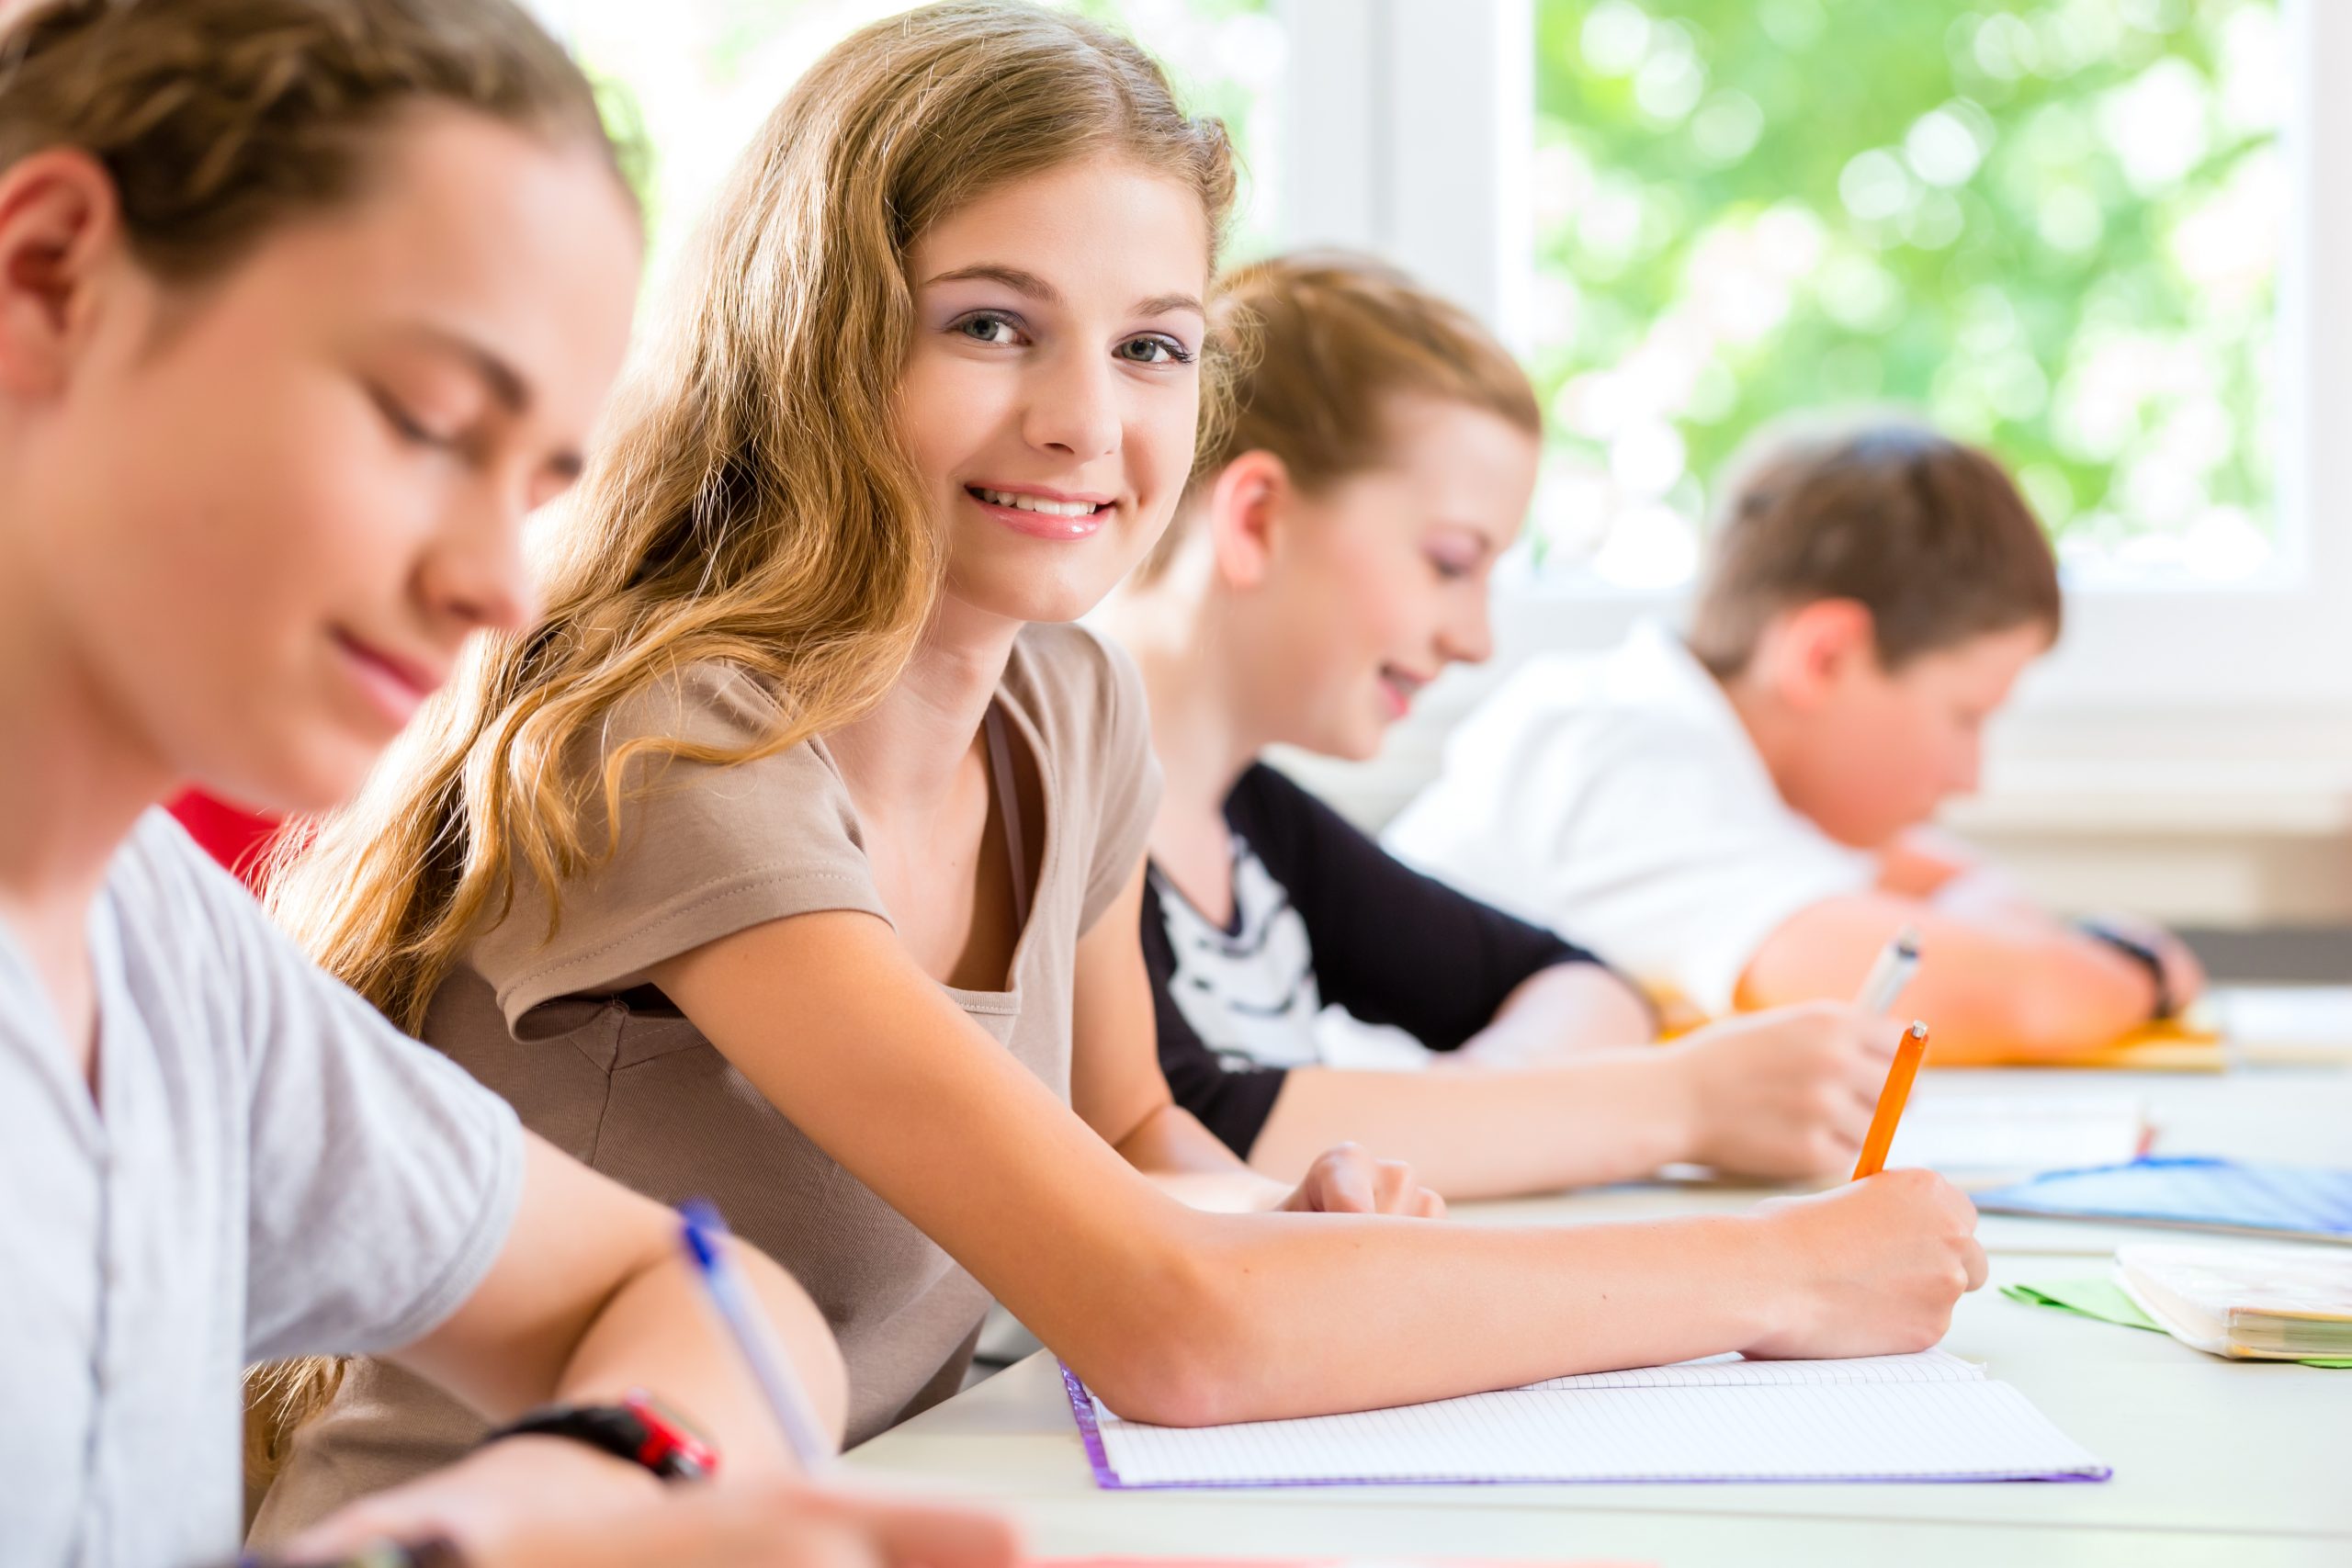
[964,482,1116,540]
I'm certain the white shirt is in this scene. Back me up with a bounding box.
[0,812,523,1568]
[1384,620,1876,1014]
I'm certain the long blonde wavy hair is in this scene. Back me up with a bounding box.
[249,0,1236,1481]
[269,0,1238,1035]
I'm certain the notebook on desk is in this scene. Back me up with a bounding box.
[1060,1348,2109,1489]
[1976,1157,2352,1243]
[1890,1094,2151,1173]
[2116,1242,2352,1360]
[1645,988,2228,1071]
[2211,985,2352,1065]
[1939,1014,2229,1072]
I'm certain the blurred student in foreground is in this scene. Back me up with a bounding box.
[0,0,1008,1563]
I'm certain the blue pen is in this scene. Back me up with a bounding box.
[679,1198,832,1472]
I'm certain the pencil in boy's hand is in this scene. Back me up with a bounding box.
[1852,1021,1930,1180]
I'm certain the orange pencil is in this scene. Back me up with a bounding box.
[1851,1021,1930,1180]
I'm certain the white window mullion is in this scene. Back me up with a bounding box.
[1278,0,1525,334]
[1276,0,1384,253]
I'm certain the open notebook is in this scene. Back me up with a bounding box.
[1062,1348,2108,1489]
[1976,1157,2352,1242]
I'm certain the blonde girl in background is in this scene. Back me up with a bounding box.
[256,1,1987,1529]
[0,1,1012,1565]
[1104,254,1908,1200]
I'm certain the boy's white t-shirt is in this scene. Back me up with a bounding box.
[0,811,525,1568]
[1384,619,1876,1015]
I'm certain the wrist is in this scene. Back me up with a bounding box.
[1703,1211,1804,1351]
[469,1429,666,1495]
[1649,1043,1713,1166]
[2075,919,2174,1020]
[479,1391,717,1484]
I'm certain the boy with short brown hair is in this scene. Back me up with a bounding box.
[1388,419,2203,1059]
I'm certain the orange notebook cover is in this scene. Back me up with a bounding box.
[1929,1015,2225,1072]
[1645,989,2225,1072]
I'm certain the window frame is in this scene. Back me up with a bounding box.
[1277,0,2351,718]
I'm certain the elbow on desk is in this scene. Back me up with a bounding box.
[1055,1241,1265,1429]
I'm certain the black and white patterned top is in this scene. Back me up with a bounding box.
[1141,762,1613,1156]
[1151,829,1323,1072]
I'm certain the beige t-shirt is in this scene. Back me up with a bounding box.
[254,622,1159,1537]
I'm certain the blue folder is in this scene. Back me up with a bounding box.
[1974,1156,2352,1242]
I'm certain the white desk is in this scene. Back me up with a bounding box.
[846,1063,2352,1565]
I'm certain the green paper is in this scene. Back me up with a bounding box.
[2004,1280,2352,1367]
[2002,1279,2162,1331]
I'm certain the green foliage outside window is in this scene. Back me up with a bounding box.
[1527,0,2283,586]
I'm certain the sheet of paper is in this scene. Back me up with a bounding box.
[1889,1095,2148,1173]
[1069,1352,2108,1488]
[2213,985,2352,1064]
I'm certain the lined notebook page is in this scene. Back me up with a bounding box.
[1520,1347,1977,1391]
[1071,1352,2108,1488]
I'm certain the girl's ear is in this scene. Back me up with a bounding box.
[1206,448,1290,592]
[0,149,123,400]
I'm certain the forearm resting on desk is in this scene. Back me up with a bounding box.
[1119,1097,1293,1212]
[1737,893,2172,1057]
[1125,1170,1982,1427]
[1121,1097,1447,1217]
[1245,1053,1691,1201]
[1447,961,1658,1068]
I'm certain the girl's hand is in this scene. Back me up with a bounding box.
[1279,1141,1446,1218]
[1741,1168,1987,1360]
[1668,1002,1898,1179]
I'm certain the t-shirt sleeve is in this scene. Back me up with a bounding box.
[472,664,892,1030]
[1140,874,1289,1156]
[1070,630,1165,936]
[1531,727,1877,1014]
[130,818,526,1363]
[1231,765,1610,1053]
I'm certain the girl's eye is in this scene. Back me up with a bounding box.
[370,386,456,450]
[1429,554,1474,582]
[1117,333,1194,366]
[956,312,1023,346]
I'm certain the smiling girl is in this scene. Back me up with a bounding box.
[0,1,1013,1565]
[255,1,1987,1526]
[1105,254,1908,1200]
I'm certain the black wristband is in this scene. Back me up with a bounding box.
[480,1390,717,1482]
[2076,919,2176,1021]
